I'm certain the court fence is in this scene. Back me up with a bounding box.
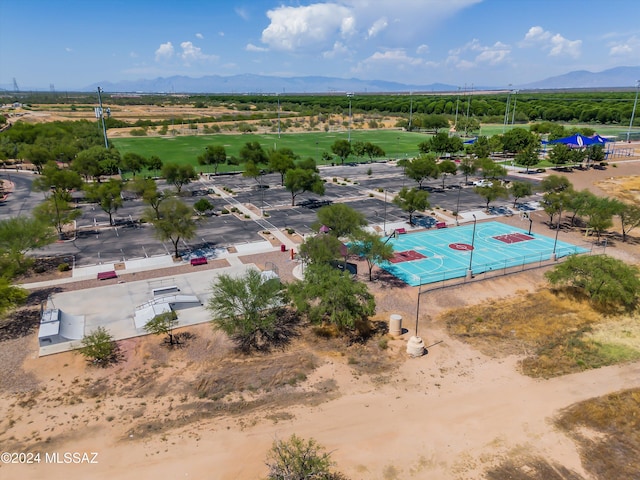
[403,241,606,291]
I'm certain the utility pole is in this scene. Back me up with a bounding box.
[408,91,413,131]
[464,83,473,137]
[96,87,109,148]
[511,89,518,125]
[347,92,353,142]
[503,84,512,133]
[627,80,640,143]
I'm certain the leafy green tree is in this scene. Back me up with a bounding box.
[474,184,509,211]
[352,140,366,160]
[197,145,226,175]
[470,136,491,158]
[269,148,297,185]
[266,434,343,480]
[510,181,533,207]
[120,152,146,178]
[33,194,81,238]
[79,326,120,367]
[478,157,507,180]
[0,278,29,317]
[84,179,123,226]
[541,191,569,226]
[405,154,438,188]
[144,311,179,345]
[515,145,539,173]
[297,157,318,172]
[330,139,352,165]
[586,144,605,167]
[193,198,214,215]
[619,203,640,243]
[299,234,344,265]
[242,160,263,183]
[72,146,121,181]
[566,189,597,226]
[151,198,197,258]
[33,161,84,194]
[438,160,458,189]
[501,127,539,153]
[129,178,170,220]
[421,114,449,133]
[393,187,430,225]
[162,163,196,193]
[458,157,480,183]
[315,203,367,238]
[284,168,325,206]
[545,255,640,313]
[145,155,163,175]
[0,216,55,273]
[586,197,623,243]
[540,174,572,194]
[289,263,375,334]
[207,269,289,353]
[547,143,571,168]
[363,141,385,161]
[19,144,52,173]
[349,230,394,281]
[239,141,268,166]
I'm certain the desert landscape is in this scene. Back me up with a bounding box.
[1,99,639,478]
[1,159,639,479]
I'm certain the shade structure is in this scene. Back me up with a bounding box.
[590,134,612,144]
[549,134,597,148]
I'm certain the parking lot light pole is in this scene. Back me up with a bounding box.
[347,92,353,142]
[627,80,640,143]
[467,214,477,276]
[552,206,562,261]
[455,183,462,226]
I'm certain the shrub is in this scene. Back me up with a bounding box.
[265,434,343,480]
[79,327,119,367]
[220,208,229,214]
[57,262,70,272]
[367,168,372,176]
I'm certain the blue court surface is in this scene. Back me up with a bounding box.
[381,221,589,286]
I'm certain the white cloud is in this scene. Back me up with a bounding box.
[235,7,249,21]
[322,41,350,59]
[608,35,640,57]
[218,31,225,37]
[354,48,423,75]
[179,41,218,65]
[519,26,581,58]
[367,17,388,38]
[447,39,511,69]
[65,47,72,52]
[195,33,204,40]
[246,43,268,53]
[129,51,138,58]
[155,42,174,62]
[416,44,429,55]
[262,3,355,52]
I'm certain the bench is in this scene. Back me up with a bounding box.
[97,270,117,280]
[190,257,207,266]
[395,228,407,235]
[436,222,447,229]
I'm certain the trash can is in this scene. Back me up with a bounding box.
[280,244,286,252]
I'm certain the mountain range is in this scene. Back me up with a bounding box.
[2,66,638,94]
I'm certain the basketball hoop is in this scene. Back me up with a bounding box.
[519,211,529,222]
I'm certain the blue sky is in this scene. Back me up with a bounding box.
[1,0,639,90]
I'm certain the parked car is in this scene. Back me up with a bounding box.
[472,179,493,187]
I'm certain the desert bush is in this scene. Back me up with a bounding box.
[79,327,120,367]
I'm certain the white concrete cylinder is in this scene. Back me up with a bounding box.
[389,314,403,336]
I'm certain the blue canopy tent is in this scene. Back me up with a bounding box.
[549,134,597,148]
[590,134,612,144]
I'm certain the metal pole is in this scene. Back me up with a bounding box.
[454,87,460,130]
[456,183,462,226]
[503,85,512,133]
[552,206,562,258]
[464,84,472,137]
[347,92,353,142]
[97,87,109,148]
[511,90,518,125]
[383,189,387,235]
[627,80,640,143]
[468,214,477,272]
[408,91,413,131]
[415,284,421,336]
[277,93,281,139]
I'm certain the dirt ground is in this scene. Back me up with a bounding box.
[1,154,640,479]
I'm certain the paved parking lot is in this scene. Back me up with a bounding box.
[2,162,539,268]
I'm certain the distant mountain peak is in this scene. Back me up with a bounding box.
[519,66,640,89]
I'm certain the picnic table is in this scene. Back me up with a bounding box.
[97,270,117,280]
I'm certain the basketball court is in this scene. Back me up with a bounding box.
[381,221,589,286]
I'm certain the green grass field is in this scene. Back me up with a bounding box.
[112,129,429,171]
[111,123,631,172]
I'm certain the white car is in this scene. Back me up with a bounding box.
[473,179,493,187]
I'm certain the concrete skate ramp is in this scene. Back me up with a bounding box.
[59,311,85,340]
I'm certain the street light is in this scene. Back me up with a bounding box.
[383,189,387,235]
[626,80,640,143]
[455,182,462,226]
[468,214,477,275]
[503,84,512,133]
[454,86,461,131]
[277,93,281,139]
[347,92,354,142]
[511,89,518,125]
[552,205,563,260]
